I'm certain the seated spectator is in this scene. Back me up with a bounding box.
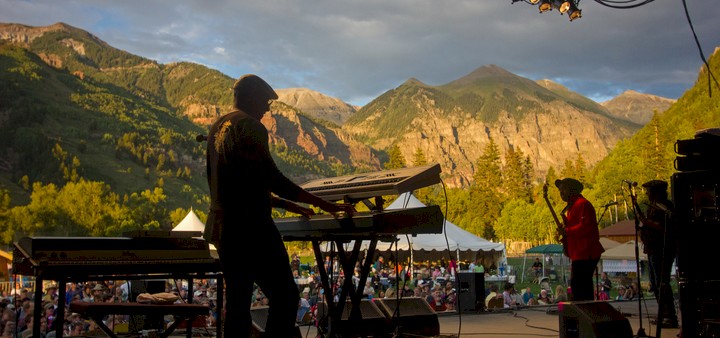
[616,286,627,301]
[430,290,447,312]
[537,289,552,305]
[522,287,535,305]
[623,283,637,300]
[554,285,568,303]
[445,289,457,311]
[296,291,311,324]
[502,283,520,308]
[485,284,499,308]
[532,258,543,278]
[362,280,375,300]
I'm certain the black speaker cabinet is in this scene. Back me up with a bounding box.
[128,280,166,332]
[672,170,720,280]
[558,301,632,338]
[674,134,720,171]
[249,306,301,337]
[678,280,720,337]
[457,272,485,312]
[375,297,440,337]
[316,300,387,336]
[250,305,269,334]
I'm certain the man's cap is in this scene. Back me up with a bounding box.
[642,180,668,192]
[555,178,584,192]
[233,74,278,101]
[93,284,105,291]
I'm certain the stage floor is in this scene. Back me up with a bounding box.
[294,298,681,338]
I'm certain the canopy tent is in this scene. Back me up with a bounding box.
[335,193,506,271]
[173,208,205,233]
[172,209,217,253]
[521,244,569,284]
[600,240,646,273]
[600,237,621,251]
[525,244,564,254]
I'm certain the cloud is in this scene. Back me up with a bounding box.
[1,0,718,106]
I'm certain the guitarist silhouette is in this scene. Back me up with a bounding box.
[552,178,605,301]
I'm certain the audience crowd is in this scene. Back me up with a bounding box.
[0,279,219,337]
[3,254,638,336]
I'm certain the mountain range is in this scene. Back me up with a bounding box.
[0,22,699,211]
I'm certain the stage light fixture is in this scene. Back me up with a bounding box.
[556,0,571,13]
[566,1,582,21]
[538,0,552,12]
[512,0,659,22]
[511,0,583,20]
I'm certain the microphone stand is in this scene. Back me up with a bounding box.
[628,184,651,338]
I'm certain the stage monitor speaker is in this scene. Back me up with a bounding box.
[375,297,440,337]
[250,306,268,336]
[316,300,387,336]
[128,280,165,332]
[249,306,301,337]
[457,271,485,312]
[558,301,632,338]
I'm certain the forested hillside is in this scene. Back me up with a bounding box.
[1,22,717,250]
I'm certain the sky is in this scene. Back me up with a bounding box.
[1,0,719,107]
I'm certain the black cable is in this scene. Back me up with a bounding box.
[593,0,656,9]
[682,0,719,97]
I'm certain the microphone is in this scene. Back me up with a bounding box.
[196,134,208,142]
[601,201,619,208]
[623,180,638,187]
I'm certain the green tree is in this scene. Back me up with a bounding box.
[384,144,406,169]
[467,138,504,239]
[412,147,428,166]
[644,111,672,179]
[57,179,123,236]
[124,187,170,231]
[574,153,588,184]
[494,199,548,244]
[503,147,532,202]
[52,143,81,183]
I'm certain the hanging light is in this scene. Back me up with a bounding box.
[538,0,552,12]
[555,0,571,13]
[566,1,582,21]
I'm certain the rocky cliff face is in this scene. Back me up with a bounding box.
[601,90,675,124]
[345,91,636,187]
[275,88,357,126]
[341,66,646,187]
[0,22,673,187]
[263,103,381,179]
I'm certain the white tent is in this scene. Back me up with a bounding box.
[335,193,506,267]
[600,237,621,251]
[173,208,205,233]
[172,209,217,255]
[601,240,646,273]
[377,193,505,254]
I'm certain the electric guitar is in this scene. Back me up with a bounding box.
[543,183,569,257]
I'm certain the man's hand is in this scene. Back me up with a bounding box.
[272,196,317,218]
[323,202,356,219]
[285,202,316,218]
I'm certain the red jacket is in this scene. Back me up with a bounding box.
[563,194,604,261]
